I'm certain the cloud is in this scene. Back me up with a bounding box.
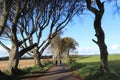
[0,46,9,57]
[76,46,99,55]
[111,44,120,50]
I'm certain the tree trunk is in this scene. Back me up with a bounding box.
[93,7,109,73]
[86,0,109,73]
[98,41,108,73]
[93,6,109,73]
[0,11,8,36]
[67,50,70,58]
[34,52,42,66]
[38,41,50,65]
[8,41,19,74]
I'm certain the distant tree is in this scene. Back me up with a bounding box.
[50,31,61,61]
[85,0,109,73]
[60,37,78,58]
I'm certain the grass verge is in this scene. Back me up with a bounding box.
[66,55,120,80]
[1,61,54,80]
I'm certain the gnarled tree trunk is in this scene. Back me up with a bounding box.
[8,41,37,74]
[86,0,109,73]
[8,41,19,74]
[37,41,50,66]
[34,52,41,66]
[94,14,109,73]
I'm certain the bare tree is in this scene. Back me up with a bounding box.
[0,0,85,73]
[0,0,38,74]
[20,0,51,66]
[37,0,85,65]
[85,0,109,73]
[21,0,85,66]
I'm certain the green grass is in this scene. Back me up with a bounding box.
[75,55,100,63]
[1,61,54,80]
[67,54,120,80]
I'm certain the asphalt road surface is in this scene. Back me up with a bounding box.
[21,64,83,80]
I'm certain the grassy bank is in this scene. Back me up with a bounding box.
[66,54,120,80]
[1,61,54,80]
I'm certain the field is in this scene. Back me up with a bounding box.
[0,59,34,71]
[74,54,120,74]
[0,59,53,71]
[67,54,120,80]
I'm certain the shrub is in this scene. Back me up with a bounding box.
[66,58,85,71]
[23,65,44,73]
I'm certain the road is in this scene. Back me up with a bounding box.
[21,64,83,80]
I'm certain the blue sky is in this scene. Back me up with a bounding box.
[0,2,120,57]
[62,3,120,55]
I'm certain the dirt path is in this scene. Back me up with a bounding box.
[21,64,83,80]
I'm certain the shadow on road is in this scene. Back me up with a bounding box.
[20,64,80,80]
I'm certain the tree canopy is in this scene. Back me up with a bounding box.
[0,0,120,74]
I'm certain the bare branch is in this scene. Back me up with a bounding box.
[85,0,99,14]
[92,39,98,44]
[0,41,10,52]
[19,43,37,57]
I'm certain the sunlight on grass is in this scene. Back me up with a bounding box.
[75,55,100,63]
[67,54,120,80]
[108,54,120,61]
[75,54,120,63]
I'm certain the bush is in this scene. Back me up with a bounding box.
[23,65,44,73]
[43,61,53,66]
[66,59,85,71]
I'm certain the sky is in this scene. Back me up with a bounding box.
[0,1,120,57]
[62,2,120,55]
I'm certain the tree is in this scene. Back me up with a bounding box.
[21,0,85,66]
[60,37,78,58]
[50,31,61,60]
[0,0,38,74]
[20,0,52,66]
[85,0,109,73]
[0,0,84,73]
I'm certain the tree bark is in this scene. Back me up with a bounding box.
[94,14,109,73]
[8,42,37,74]
[0,10,8,36]
[34,52,42,66]
[86,0,109,73]
[37,41,50,65]
[8,40,19,74]
[8,1,20,74]
[67,50,70,58]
